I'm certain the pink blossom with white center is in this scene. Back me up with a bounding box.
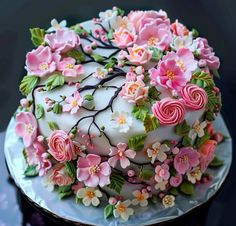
[77,154,111,187]
[57,57,84,78]
[15,112,37,147]
[108,143,136,169]
[63,91,83,114]
[154,163,170,182]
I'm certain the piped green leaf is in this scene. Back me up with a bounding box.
[48,122,59,131]
[91,54,105,62]
[195,132,210,148]
[53,102,62,114]
[143,115,159,133]
[148,86,161,102]
[24,165,38,177]
[128,134,147,151]
[180,181,194,196]
[19,75,40,96]
[209,156,224,168]
[174,120,190,136]
[84,94,94,101]
[191,70,214,89]
[132,105,149,121]
[30,27,45,47]
[108,172,125,194]
[104,204,114,219]
[45,74,65,91]
[139,167,153,180]
[66,49,86,63]
[35,104,44,119]
[64,162,76,179]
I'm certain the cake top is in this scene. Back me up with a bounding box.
[15,7,222,223]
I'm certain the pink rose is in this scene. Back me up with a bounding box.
[119,79,148,103]
[77,154,111,187]
[112,27,136,48]
[170,20,189,37]
[126,44,151,65]
[152,97,185,126]
[15,112,37,147]
[169,174,183,187]
[48,130,76,162]
[155,163,170,182]
[44,29,80,53]
[25,46,60,77]
[180,83,208,110]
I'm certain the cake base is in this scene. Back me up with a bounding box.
[4,114,232,226]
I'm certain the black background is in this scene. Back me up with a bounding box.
[0,0,236,225]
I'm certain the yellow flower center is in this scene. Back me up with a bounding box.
[65,63,74,69]
[118,150,124,157]
[193,124,201,133]
[180,155,188,163]
[53,24,61,30]
[190,169,201,177]
[153,147,160,155]
[136,193,145,201]
[117,203,126,213]
[39,62,48,71]
[117,116,126,125]
[24,123,33,134]
[89,165,100,175]
[163,196,173,206]
[166,70,175,80]
[86,191,94,199]
[71,100,77,107]
[176,60,185,71]
[147,36,158,46]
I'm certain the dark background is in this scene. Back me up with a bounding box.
[0,0,235,225]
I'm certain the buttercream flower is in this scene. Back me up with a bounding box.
[25,46,60,77]
[112,27,136,48]
[99,9,118,30]
[152,97,185,126]
[187,167,202,184]
[155,163,170,182]
[181,84,208,110]
[188,120,207,140]
[112,16,133,31]
[155,180,168,191]
[193,37,220,70]
[170,20,189,37]
[169,174,183,187]
[162,195,175,208]
[57,57,84,78]
[48,130,76,162]
[20,98,29,108]
[136,22,171,50]
[119,79,148,103]
[47,19,67,32]
[113,200,134,221]
[15,112,37,147]
[147,141,170,163]
[77,154,111,187]
[132,190,149,207]
[44,29,80,53]
[92,67,108,79]
[172,35,193,50]
[63,91,83,114]
[174,147,200,174]
[108,143,136,169]
[198,140,217,172]
[126,44,151,65]
[110,111,133,133]
[77,187,102,207]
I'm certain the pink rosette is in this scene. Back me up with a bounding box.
[112,27,136,48]
[152,97,185,126]
[181,83,208,110]
[48,130,76,162]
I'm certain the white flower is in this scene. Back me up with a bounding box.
[77,187,102,207]
[171,35,193,50]
[47,19,67,32]
[41,172,54,192]
[132,190,149,207]
[92,67,108,79]
[113,200,134,221]
[162,195,175,208]
[110,111,133,133]
[154,180,168,191]
[112,16,133,31]
[99,9,118,30]
[189,120,207,140]
[147,142,170,164]
[187,167,202,184]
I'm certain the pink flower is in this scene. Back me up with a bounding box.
[15,112,37,147]
[152,97,185,126]
[169,174,183,187]
[25,46,60,77]
[198,140,217,172]
[44,29,80,53]
[48,130,76,162]
[136,22,171,51]
[108,143,136,169]
[181,83,208,110]
[155,163,170,182]
[112,27,136,48]
[194,37,220,70]
[63,91,83,114]
[77,154,111,187]
[174,147,200,174]
[57,57,84,78]
[126,44,151,65]
[170,20,189,37]
[119,79,148,103]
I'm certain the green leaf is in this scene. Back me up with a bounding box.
[84,94,94,101]
[22,148,27,161]
[182,135,192,147]
[116,7,125,16]
[19,75,40,96]
[148,47,163,62]
[128,134,147,152]
[53,102,62,114]
[107,29,113,40]
[148,86,160,102]
[139,167,153,180]
[205,88,221,112]
[205,111,215,121]
[180,181,194,195]
[66,49,86,63]
[73,24,88,36]
[174,120,190,136]
[211,69,220,78]
[191,70,214,89]
[169,187,178,196]
[209,156,224,168]
[151,195,158,204]
[57,185,73,199]
[24,165,38,177]
[48,122,59,131]
[104,57,117,69]
[91,54,105,62]
[195,132,210,148]
[35,104,44,119]
[45,74,65,91]
[108,172,125,194]
[29,27,45,46]
[104,204,114,219]
[132,105,149,121]
[143,115,159,133]
[64,162,76,179]
[191,28,199,38]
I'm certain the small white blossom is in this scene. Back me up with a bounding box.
[187,167,202,184]
[110,111,133,133]
[41,172,54,192]
[147,142,170,164]
[113,200,134,221]
[154,180,168,191]
[171,35,193,50]
[99,9,118,30]
[112,16,133,31]
[92,67,108,79]
[189,120,207,140]
[162,195,175,208]
[77,187,102,207]
[47,19,67,32]
[132,190,149,207]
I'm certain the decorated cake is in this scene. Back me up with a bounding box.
[14,7,224,222]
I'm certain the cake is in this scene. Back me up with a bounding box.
[14,7,224,222]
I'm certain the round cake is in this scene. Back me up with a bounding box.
[13,7,223,223]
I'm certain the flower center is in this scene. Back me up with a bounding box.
[24,123,33,134]
[136,193,145,201]
[86,191,94,199]
[153,148,160,155]
[117,116,126,125]
[147,36,158,46]
[118,150,124,157]
[193,124,201,133]
[65,63,74,69]
[71,100,77,107]
[39,62,49,71]
[176,60,185,71]
[117,203,126,213]
[180,155,188,163]
[166,70,175,80]
[89,165,100,175]
[163,196,173,205]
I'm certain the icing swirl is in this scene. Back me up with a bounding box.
[152,97,185,126]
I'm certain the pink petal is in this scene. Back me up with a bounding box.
[108,156,118,168]
[99,162,111,176]
[120,157,130,169]
[63,69,77,78]
[23,134,33,147]
[77,157,90,168]
[63,104,72,112]
[87,154,101,166]
[15,123,25,137]
[77,168,90,181]
[99,174,110,187]
[75,65,84,75]
[124,149,136,159]
[70,106,79,114]
[109,147,118,156]
[84,175,99,187]
[117,143,127,151]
